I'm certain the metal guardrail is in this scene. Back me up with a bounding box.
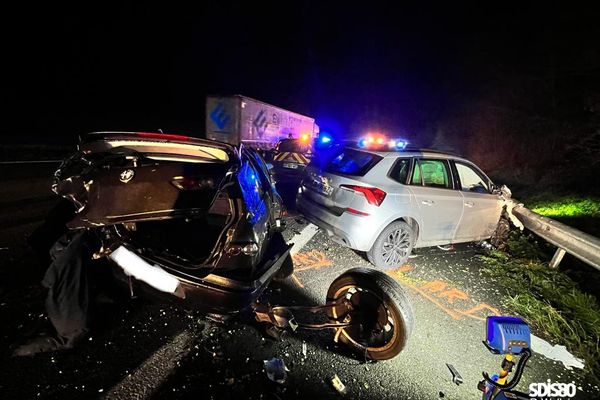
[509,201,600,271]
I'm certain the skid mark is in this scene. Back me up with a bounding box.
[388,267,500,321]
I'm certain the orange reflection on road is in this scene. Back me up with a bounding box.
[388,266,500,321]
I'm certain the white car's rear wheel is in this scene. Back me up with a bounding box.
[367,221,415,269]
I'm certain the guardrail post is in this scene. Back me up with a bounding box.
[549,248,566,269]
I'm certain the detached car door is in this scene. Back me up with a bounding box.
[407,158,464,244]
[451,160,503,241]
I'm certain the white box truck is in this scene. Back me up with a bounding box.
[205,95,319,149]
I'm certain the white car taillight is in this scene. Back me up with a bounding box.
[340,185,387,206]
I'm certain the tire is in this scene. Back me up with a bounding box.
[326,267,414,360]
[367,221,415,269]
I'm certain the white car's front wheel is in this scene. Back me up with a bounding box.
[367,221,415,269]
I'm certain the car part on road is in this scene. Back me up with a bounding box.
[252,268,414,360]
[446,363,463,385]
[263,357,287,384]
[330,374,347,394]
[326,268,414,360]
[367,221,415,269]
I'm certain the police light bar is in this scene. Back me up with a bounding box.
[357,135,408,150]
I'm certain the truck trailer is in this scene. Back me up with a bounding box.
[205,95,319,149]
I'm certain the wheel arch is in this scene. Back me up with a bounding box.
[367,215,421,251]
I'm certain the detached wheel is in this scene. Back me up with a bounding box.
[367,221,415,269]
[326,268,414,360]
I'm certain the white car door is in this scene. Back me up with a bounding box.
[452,161,503,241]
[407,158,464,244]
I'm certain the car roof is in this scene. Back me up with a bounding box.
[345,146,472,163]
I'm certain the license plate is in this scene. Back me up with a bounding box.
[283,162,298,169]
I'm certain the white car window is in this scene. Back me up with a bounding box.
[411,159,452,189]
[455,162,489,193]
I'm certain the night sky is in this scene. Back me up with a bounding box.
[3,2,599,145]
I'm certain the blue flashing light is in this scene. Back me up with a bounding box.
[320,135,332,144]
[395,140,407,150]
[358,138,367,148]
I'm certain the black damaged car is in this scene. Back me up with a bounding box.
[53,131,291,313]
[46,131,414,361]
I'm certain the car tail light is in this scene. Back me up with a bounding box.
[227,243,259,256]
[340,185,386,206]
[171,177,215,190]
[135,132,190,141]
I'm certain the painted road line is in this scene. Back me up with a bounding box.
[289,223,319,255]
[531,334,585,370]
[103,331,194,400]
[0,160,62,164]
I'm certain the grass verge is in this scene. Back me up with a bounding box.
[480,232,600,378]
[525,195,600,219]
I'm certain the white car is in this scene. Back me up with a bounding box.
[297,142,504,269]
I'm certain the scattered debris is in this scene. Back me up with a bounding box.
[302,341,307,358]
[264,358,287,384]
[330,374,347,395]
[439,391,445,397]
[478,240,493,251]
[446,363,463,385]
[437,245,454,251]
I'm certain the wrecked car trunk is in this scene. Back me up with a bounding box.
[52,132,290,313]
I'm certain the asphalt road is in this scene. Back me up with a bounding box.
[0,163,598,399]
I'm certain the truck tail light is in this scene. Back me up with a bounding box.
[340,185,386,206]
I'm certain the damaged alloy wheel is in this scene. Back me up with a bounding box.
[326,268,414,361]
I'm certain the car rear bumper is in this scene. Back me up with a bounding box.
[108,241,292,314]
[296,191,379,251]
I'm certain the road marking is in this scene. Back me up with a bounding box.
[289,223,319,255]
[530,334,585,370]
[104,331,195,400]
[387,266,501,321]
[0,160,62,164]
[292,250,332,272]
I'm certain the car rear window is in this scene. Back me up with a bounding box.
[325,149,382,176]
